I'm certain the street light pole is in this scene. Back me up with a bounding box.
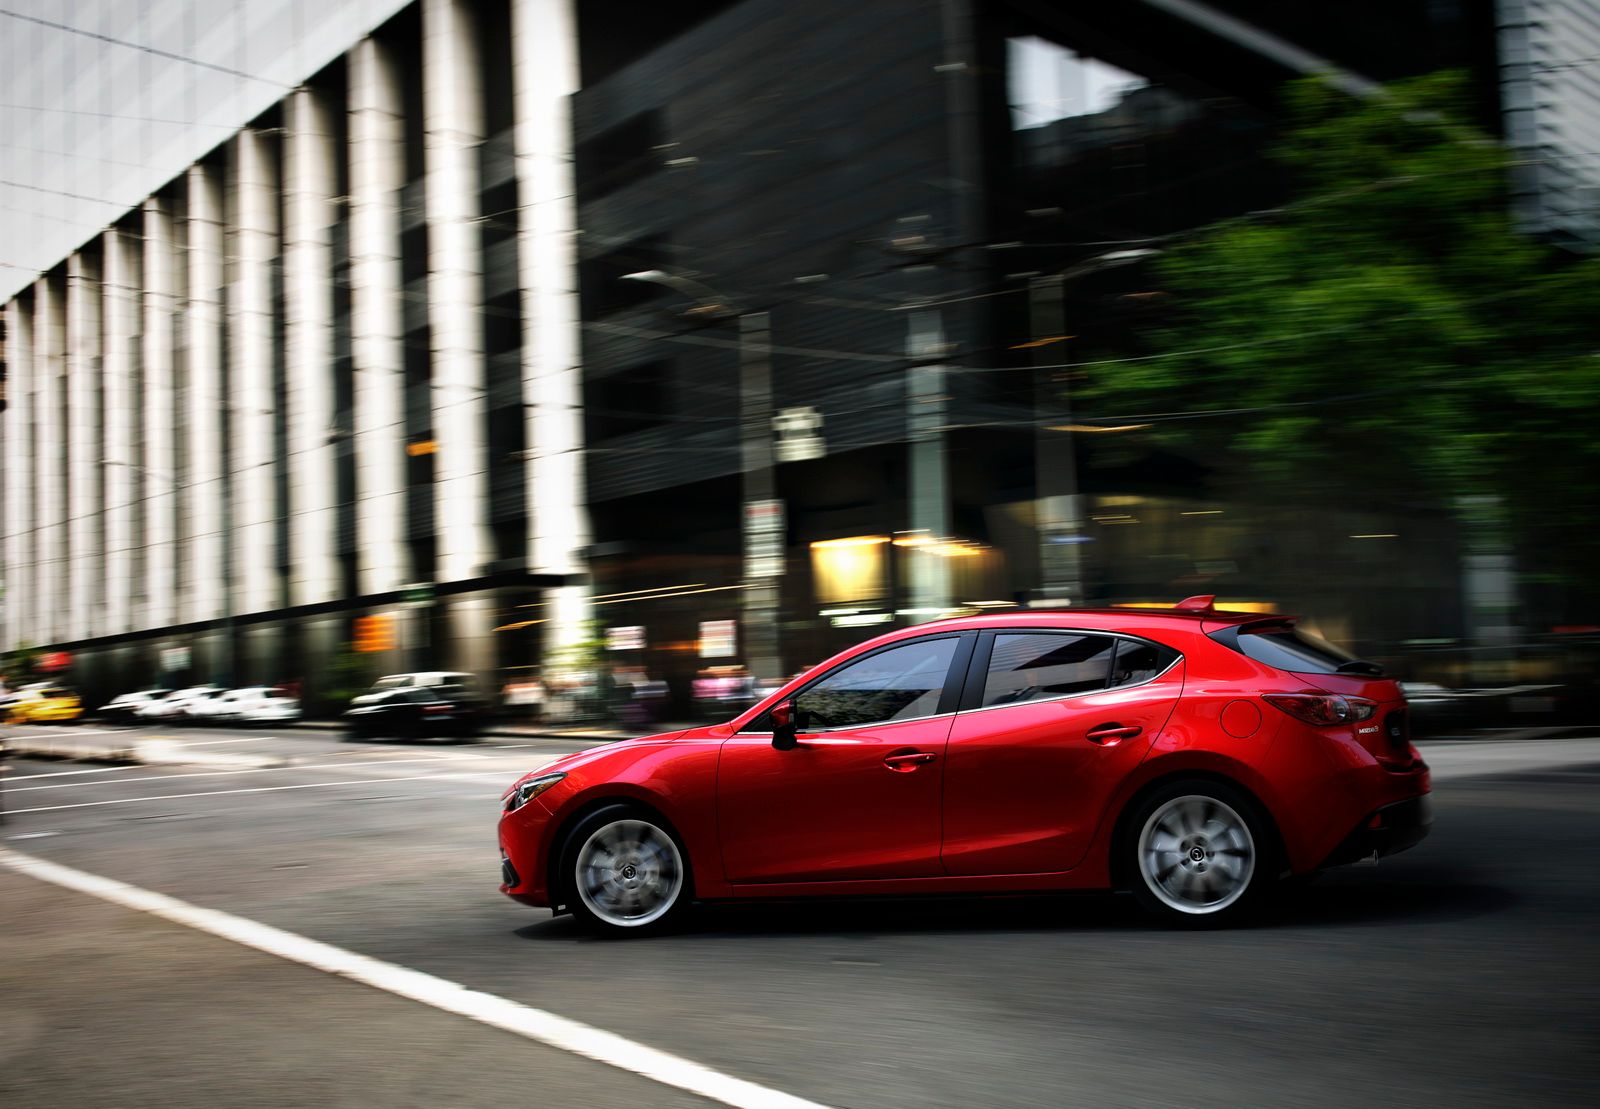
[621,271,783,685]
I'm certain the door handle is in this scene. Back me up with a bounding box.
[883,751,938,771]
[1086,723,1142,745]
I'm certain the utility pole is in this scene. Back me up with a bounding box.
[620,270,784,684]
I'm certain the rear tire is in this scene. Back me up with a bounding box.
[1124,779,1271,927]
[559,804,692,936]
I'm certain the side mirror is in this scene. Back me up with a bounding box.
[770,700,799,751]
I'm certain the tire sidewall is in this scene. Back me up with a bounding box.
[1124,778,1272,928]
[559,803,692,936]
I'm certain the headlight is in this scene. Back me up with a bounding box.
[503,771,566,813]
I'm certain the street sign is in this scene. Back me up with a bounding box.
[699,620,737,658]
[774,406,824,462]
[354,615,396,653]
[607,625,645,651]
[402,582,434,607]
[745,499,784,533]
[744,499,786,579]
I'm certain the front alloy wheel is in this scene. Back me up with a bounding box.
[566,808,689,934]
[1128,782,1266,925]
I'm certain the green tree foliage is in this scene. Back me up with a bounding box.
[1080,73,1600,584]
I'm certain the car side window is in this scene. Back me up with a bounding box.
[1110,639,1179,687]
[794,637,959,730]
[981,633,1116,707]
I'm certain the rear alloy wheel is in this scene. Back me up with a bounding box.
[1128,781,1267,926]
[563,806,689,935]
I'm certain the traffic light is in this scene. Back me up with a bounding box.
[353,614,395,653]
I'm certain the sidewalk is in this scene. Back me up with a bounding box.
[0,718,698,772]
[291,718,704,743]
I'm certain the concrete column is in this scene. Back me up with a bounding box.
[66,253,103,642]
[228,130,281,617]
[284,87,340,607]
[510,0,591,660]
[34,277,66,646]
[185,163,227,625]
[349,35,409,598]
[423,0,491,588]
[3,299,34,652]
[102,230,138,637]
[142,198,178,631]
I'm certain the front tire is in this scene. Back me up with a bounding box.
[1125,779,1270,927]
[560,804,691,936]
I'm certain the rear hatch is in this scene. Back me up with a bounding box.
[1208,617,1414,767]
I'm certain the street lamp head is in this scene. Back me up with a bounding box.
[622,268,741,318]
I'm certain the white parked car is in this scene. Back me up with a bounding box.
[99,689,172,723]
[134,686,223,723]
[193,686,301,726]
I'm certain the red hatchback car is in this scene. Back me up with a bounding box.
[499,598,1432,933]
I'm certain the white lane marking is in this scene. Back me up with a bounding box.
[4,773,507,814]
[0,763,147,780]
[0,848,831,1109]
[7,831,58,839]
[145,736,267,747]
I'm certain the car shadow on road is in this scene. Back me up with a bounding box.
[515,868,1516,942]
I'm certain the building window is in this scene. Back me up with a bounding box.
[575,109,665,203]
[585,360,672,442]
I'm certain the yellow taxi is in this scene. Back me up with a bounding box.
[5,686,84,724]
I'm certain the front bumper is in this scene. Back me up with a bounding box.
[1319,793,1434,869]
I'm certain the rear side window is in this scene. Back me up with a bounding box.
[981,634,1116,707]
[1228,627,1357,675]
[1110,639,1180,686]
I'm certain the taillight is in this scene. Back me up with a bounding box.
[1263,693,1377,726]
[423,703,453,714]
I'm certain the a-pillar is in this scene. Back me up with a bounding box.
[510,0,592,669]
[284,87,340,609]
[424,0,493,678]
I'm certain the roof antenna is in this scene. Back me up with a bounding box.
[1174,595,1216,613]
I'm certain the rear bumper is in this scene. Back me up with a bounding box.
[1319,793,1433,869]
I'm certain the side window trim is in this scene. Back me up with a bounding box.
[956,630,1182,713]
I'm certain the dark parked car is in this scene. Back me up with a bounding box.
[343,672,492,741]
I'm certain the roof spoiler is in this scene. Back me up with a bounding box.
[1175,595,1299,630]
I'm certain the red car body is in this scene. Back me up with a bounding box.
[499,602,1431,927]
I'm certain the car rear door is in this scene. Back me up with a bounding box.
[718,632,974,884]
[940,630,1185,876]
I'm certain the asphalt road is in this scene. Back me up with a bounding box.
[3,724,1598,1109]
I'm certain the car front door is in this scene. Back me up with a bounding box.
[718,633,973,884]
[941,631,1185,876]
